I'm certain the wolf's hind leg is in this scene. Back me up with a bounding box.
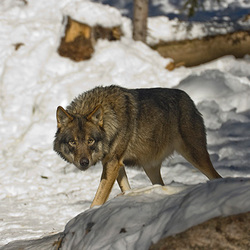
[117,166,131,192]
[143,164,164,185]
[176,138,222,179]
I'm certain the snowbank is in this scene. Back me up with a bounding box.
[2,178,250,249]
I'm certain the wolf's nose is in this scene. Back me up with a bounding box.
[80,157,89,168]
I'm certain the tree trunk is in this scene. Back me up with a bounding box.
[133,0,148,43]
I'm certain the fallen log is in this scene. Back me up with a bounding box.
[153,30,250,67]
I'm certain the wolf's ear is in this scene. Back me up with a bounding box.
[56,106,73,128]
[87,105,103,127]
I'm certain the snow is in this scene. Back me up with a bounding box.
[2,178,250,249]
[0,0,250,248]
[62,1,123,27]
[57,179,250,250]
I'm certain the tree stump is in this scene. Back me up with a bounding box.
[58,16,122,61]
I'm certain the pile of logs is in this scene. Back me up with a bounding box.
[58,15,250,68]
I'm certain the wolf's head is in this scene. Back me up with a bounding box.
[54,106,105,171]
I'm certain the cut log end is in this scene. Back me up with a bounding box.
[57,16,123,61]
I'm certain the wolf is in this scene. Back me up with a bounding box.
[54,85,221,207]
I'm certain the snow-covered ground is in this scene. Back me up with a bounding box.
[3,178,250,249]
[0,0,250,248]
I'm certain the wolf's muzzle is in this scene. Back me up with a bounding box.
[80,157,89,170]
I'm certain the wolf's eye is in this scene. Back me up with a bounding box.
[87,138,95,146]
[68,140,76,147]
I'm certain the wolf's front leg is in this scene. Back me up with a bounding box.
[90,159,122,208]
